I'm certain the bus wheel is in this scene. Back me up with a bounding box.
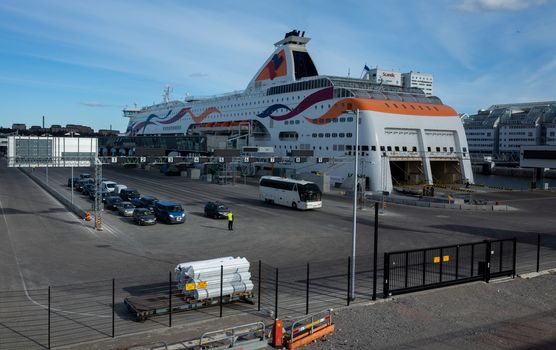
[292,202,297,209]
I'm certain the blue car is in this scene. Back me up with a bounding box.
[154,201,185,224]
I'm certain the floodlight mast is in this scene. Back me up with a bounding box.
[94,157,103,230]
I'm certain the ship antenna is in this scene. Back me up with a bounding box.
[163,85,173,103]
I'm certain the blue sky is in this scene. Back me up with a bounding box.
[1,0,555,131]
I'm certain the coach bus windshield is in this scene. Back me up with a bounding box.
[298,183,322,202]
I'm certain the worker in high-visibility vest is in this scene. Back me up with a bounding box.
[227,211,234,231]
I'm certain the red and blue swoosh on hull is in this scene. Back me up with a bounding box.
[256,87,334,121]
[126,107,221,135]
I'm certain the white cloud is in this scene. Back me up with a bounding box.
[80,102,122,108]
[455,0,546,12]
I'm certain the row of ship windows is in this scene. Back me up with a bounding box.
[467,138,493,141]
[273,144,466,153]
[466,132,492,136]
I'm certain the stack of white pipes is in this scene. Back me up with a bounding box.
[175,257,253,300]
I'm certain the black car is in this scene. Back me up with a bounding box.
[131,196,159,210]
[67,177,79,187]
[89,189,110,202]
[75,178,93,192]
[132,208,156,225]
[82,183,95,196]
[204,201,230,219]
[120,188,140,201]
[105,196,123,210]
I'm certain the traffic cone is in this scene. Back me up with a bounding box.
[272,319,283,348]
[85,212,91,221]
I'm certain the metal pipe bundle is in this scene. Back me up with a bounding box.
[175,257,253,299]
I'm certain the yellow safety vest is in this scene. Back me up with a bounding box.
[227,212,233,221]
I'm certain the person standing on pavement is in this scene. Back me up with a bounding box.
[227,210,234,231]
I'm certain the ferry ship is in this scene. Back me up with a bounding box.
[123,30,473,192]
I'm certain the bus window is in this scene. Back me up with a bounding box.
[298,183,322,202]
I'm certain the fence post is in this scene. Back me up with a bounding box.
[306,263,310,315]
[439,247,443,283]
[455,246,459,280]
[372,203,379,301]
[48,286,51,349]
[422,250,426,286]
[499,240,504,273]
[112,278,115,338]
[536,234,541,272]
[258,260,261,312]
[219,265,223,318]
[274,268,279,320]
[404,251,409,288]
[347,256,351,306]
[168,271,172,327]
[470,244,475,276]
[512,237,517,278]
[383,253,390,298]
[485,241,491,283]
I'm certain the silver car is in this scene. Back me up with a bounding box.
[116,201,135,217]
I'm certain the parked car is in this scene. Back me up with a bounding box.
[79,173,92,180]
[75,178,93,192]
[67,177,79,187]
[105,196,123,210]
[116,202,135,217]
[101,181,118,193]
[154,201,185,224]
[120,188,140,201]
[133,208,156,225]
[82,183,95,196]
[89,189,110,202]
[204,201,230,219]
[131,196,159,210]
[114,184,127,195]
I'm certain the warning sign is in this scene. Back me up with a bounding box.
[197,281,207,289]
[433,256,440,264]
[443,255,450,262]
[185,283,195,291]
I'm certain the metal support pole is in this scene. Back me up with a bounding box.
[71,166,74,205]
[46,165,49,186]
[372,203,378,300]
[350,108,360,301]
[48,286,51,349]
[257,260,261,312]
[455,246,460,280]
[439,247,443,283]
[471,244,475,276]
[347,256,351,306]
[404,251,409,288]
[485,241,491,283]
[168,271,172,327]
[219,265,223,318]
[512,237,517,278]
[274,268,279,320]
[383,253,390,298]
[536,234,541,272]
[306,263,310,315]
[112,278,115,338]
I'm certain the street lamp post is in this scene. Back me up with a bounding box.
[351,109,360,301]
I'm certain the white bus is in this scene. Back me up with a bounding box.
[259,176,322,210]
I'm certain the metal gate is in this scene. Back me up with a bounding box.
[383,238,516,297]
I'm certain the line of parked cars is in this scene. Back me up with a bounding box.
[68,173,187,226]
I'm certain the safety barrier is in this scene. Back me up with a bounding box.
[284,309,335,349]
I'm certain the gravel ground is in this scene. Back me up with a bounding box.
[307,272,556,349]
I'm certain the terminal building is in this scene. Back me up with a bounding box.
[463,101,556,161]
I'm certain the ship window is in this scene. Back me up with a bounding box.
[443,147,447,152]
[450,147,454,152]
[293,51,318,79]
[347,117,353,122]
[371,146,376,151]
[332,133,338,137]
[333,145,337,151]
[325,133,330,138]
[295,120,300,124]
[395,146,400,151]
[346,145,352,150]
[380,146,385,151]
[333,118,338,123]
[318,133,324,138]
[387,146,392,151]
[340,117,346,122]
[463,147,467,152]
[347,133,353,137]
[412,146,417,152]
[338,145,345,151]
[436,147,440,152]
[312,133,317,138]
[339,133,345,137]
[362,145,369,151]
[402,146,407,151]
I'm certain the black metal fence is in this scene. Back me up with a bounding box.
[0,235,554,349]
[383,238,516,297]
